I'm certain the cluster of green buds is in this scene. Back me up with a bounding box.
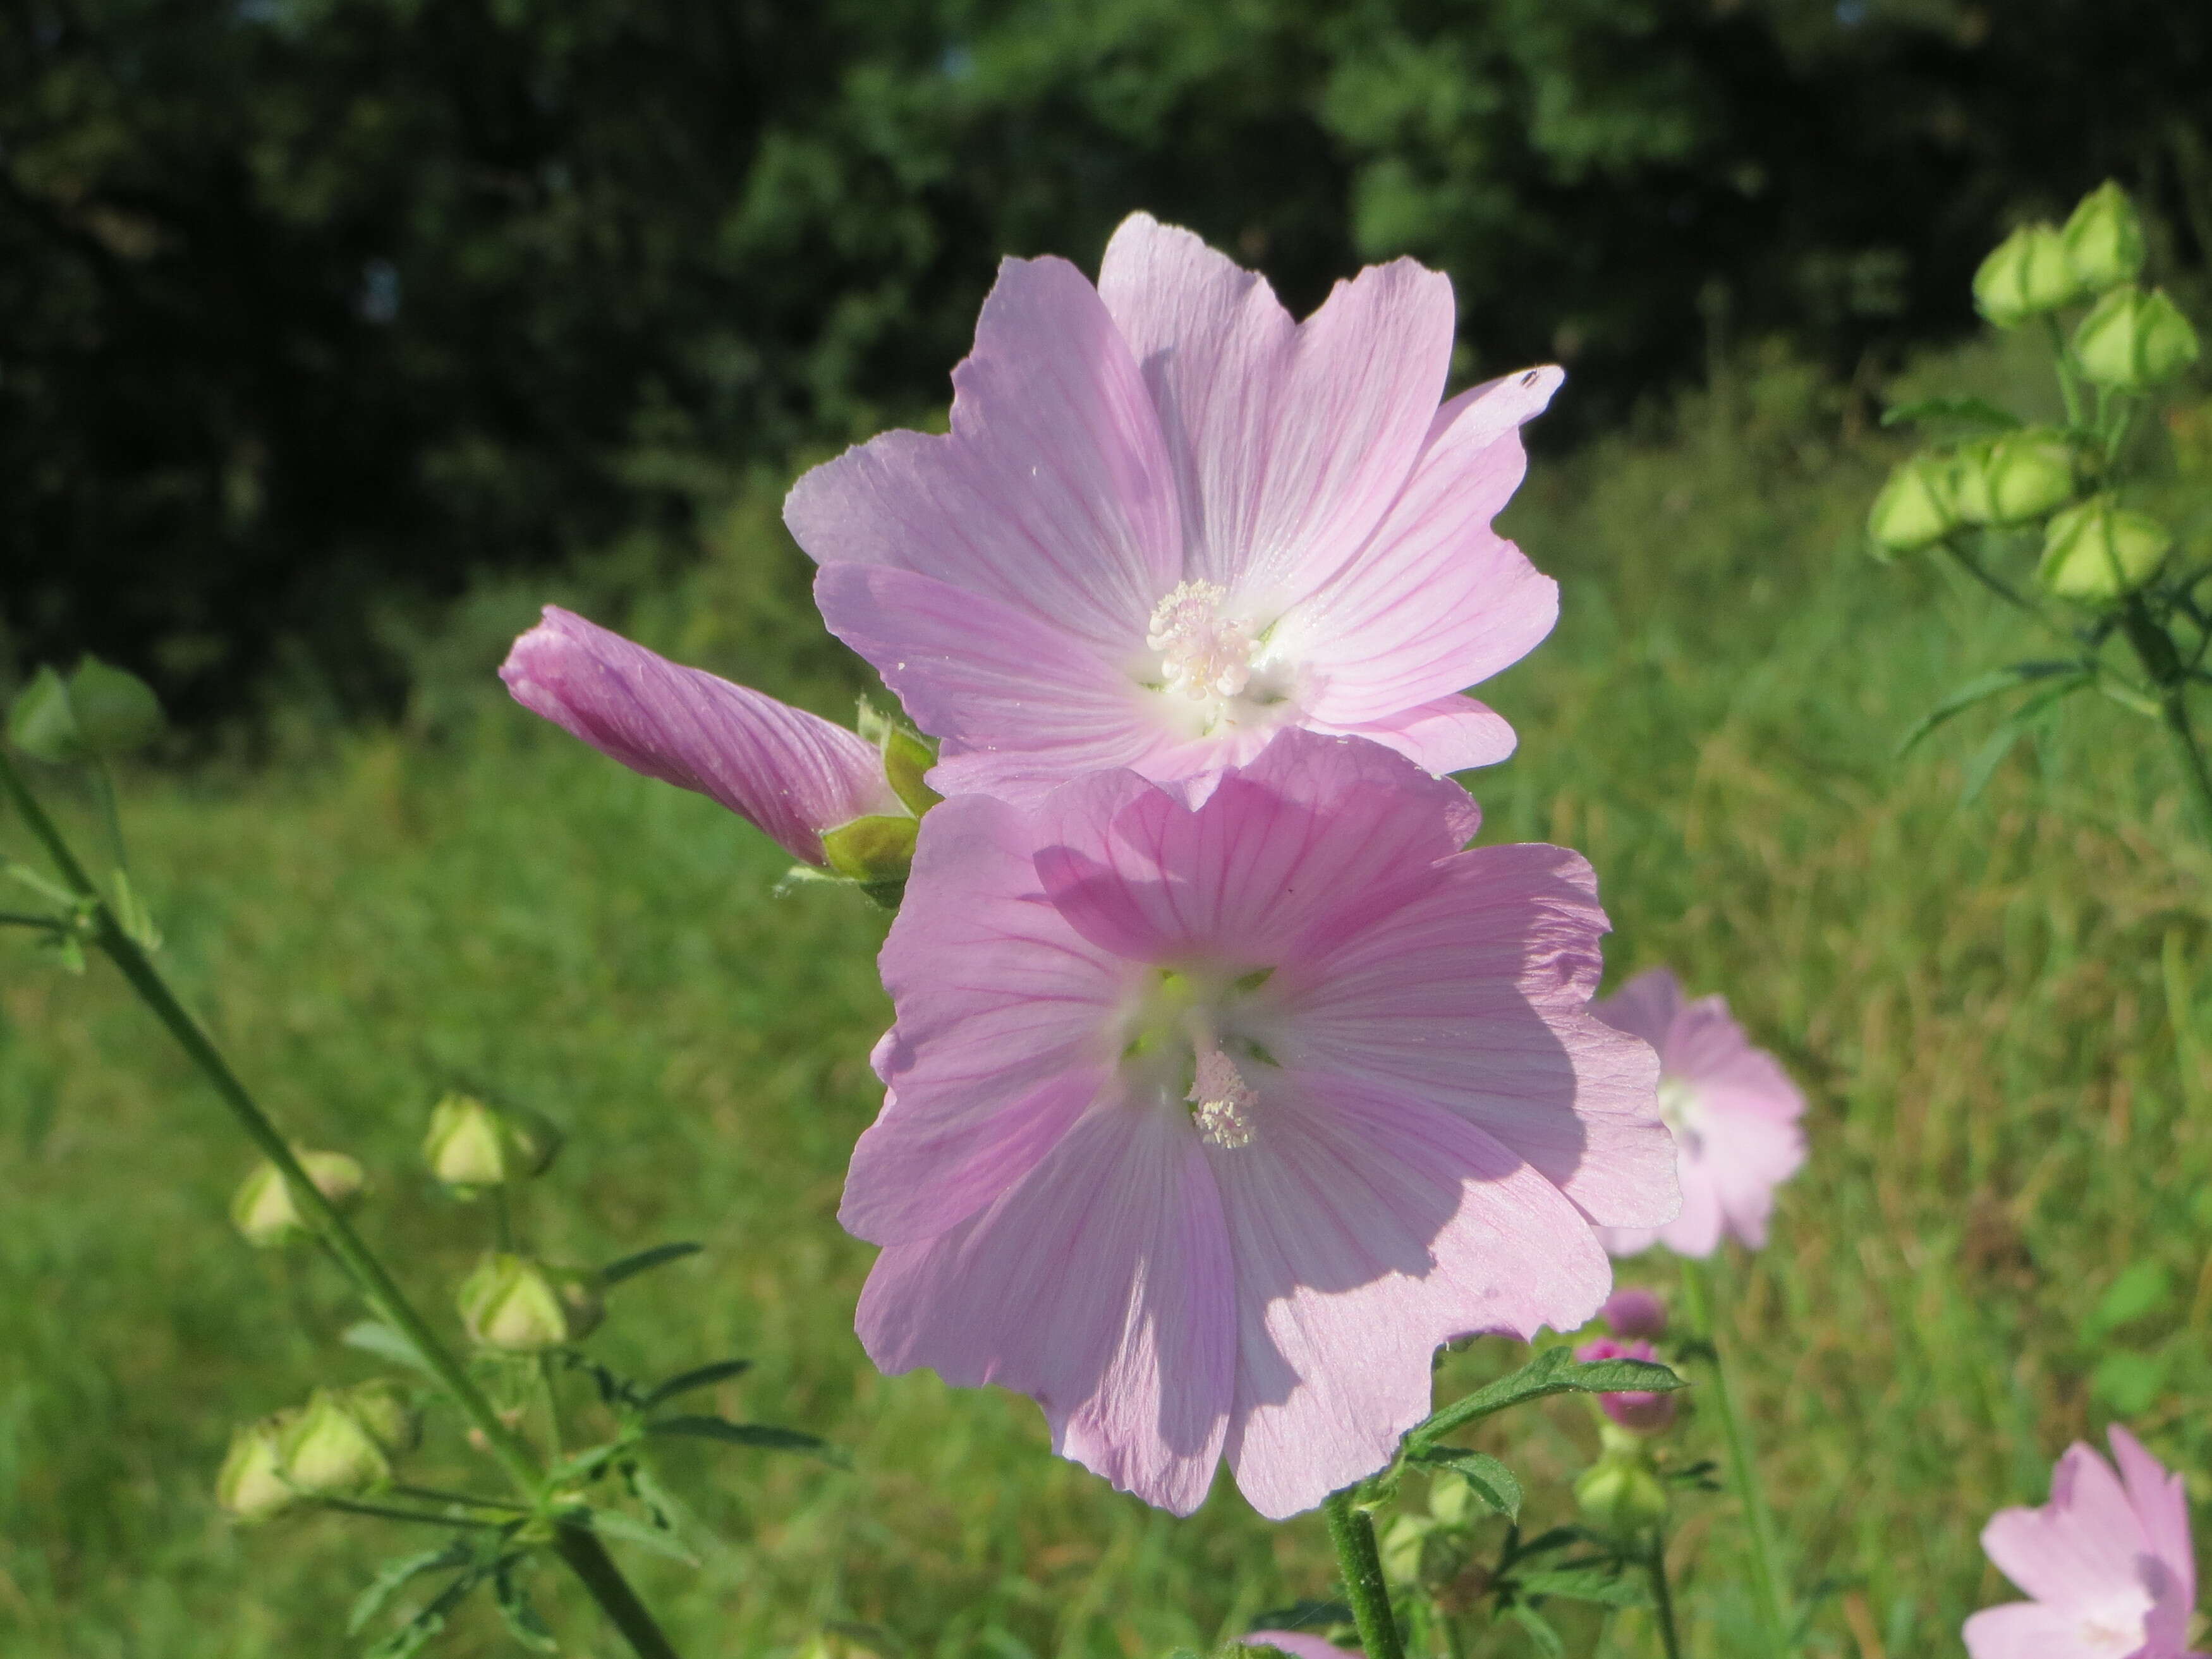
[229,1148,369,1248]
[422,1091,562,1197]
[457,1252,605,1353]
[216,1380,420,1522]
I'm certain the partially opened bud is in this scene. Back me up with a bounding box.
[1600,1287,1668,1340]
[2062,182,2147,293]
[1974,224,2084,328]
[337,1380,421,1457]
[2072,287,2201,391]
[1868,453,1960,555]
[1977,427,2081,525]
[229,1150,368,1248]
[458,1253,604,1352]
[278,1390,391,1497]
[1575,1338,1679,1433]
[216,1416,298,1522]
[2038,495,2172,601]
[422,1091,561,1194]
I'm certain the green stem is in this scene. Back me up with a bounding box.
[539,1353,567,1460]
[1680,1258,1792,1656]
[0,748,686,1659]
[1645,1529,1684,1659]
[2046,315,2086,429]
[315,1496,509,1531]
[92,760,127,870]
[391,1483,530,1512]
[0,909,67,931]
[1322,1489,1405,1659]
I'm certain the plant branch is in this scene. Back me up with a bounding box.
[1646,1529,1684,1659]
[1322,1488,1405,1659]
[2118,598,2212,856]
[1680,1257,1793,1656]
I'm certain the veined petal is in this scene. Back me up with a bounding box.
[1593,968,1686,1052]
[1963,1602,2113,1659]
[854,1100,1236,1516]
[789,254,1181,651]
[499,606,896,866]
[1310,694,1519,774]
[1984,1444,2154,1608]
[2109,1426,2197,1634]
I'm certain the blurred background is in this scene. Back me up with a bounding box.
[8,1,2212,1656]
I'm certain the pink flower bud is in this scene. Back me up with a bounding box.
[1574,1337,1678,1433]
[1600,1287,1667,1340]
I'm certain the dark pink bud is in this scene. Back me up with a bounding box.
[1574,1337,1679,1434]
[1600,1287,1667,1340]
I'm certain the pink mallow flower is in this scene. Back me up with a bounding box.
[842,729,1674,1519]
[1965,1426,2203,1659]
[1589,969,1805,1260]
[1246,1636,1358,1659]
[785,211,1562,805]
[1572,1337,1677,1433]
[500,606,900,866]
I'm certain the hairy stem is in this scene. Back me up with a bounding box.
[1646,1529,1684,1659]
[1322,1488,1405,1659]
[554,1527,684,1659]
[1680,1258,1792,1656]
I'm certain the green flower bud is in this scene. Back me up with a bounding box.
[1975,427,2081,525]
[2062,182,2147,293]
[881,727,942,819]
[278,1390,391,1497]
[1867,453,1960,556]
[1574,1451,1668,1538]
[216,1416,299,1522]
[457,1253,604,1352]
[6,656,164,764]
[229,1149,368,1248]
[2037,495,2172,601]
[337,1380,421,1457]
[820,813,920,907]
[1380,1512,1447,1586]
[1974,224,2085,328]
[2072,286,2202,391]
[422,1091,562,1194]
[1946,439,2002,527]
[1429,1471,1478,1525]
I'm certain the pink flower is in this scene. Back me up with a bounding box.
[1572,1337,1677,1433]
[500,606,899,866]
[1589,969,1805,1259]
[842,730,1674,1519]
[1965,1427,2203,1659]
[785,212,1561,805]
[1246,1634,1358,1659]
[1599,1286,1668,1339]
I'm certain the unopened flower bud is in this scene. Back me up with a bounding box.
[422,1091,561,1194]
[6,656,164,764]
[278,1390,391,1497]
[1974,224,2084,329]
[1946,439,2003,527]
[1380,1512,1457,1587]
[819,813,920,901]
[2072,286,2201,391]
[1867,453,1959,556]
[1574,1445,1669,1538]
[1600,1287,1668,1340]
[2062,183,2147,293]
[1575,1338,1679,1433]
[216,1416,298,1522]
[229,1149,368,1248]
[337,1380,420,1457]
[458,1253,604,1352]
[1429,1471,1478,1525]
[2037,495,2172,602]
[1975,427,2081,525]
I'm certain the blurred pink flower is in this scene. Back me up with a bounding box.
[841,730,1673,1519]
[786,212,1561,804]
[1246,1634,1358,1659]
[1589,969,1805,1259]
[1599,1285,1668,1339]
[1572,1336,1677,1433]
[500,605,898,866]
[1964,1426,2203,1659]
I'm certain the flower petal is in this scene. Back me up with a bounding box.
[1215,1073,1612,1519]
[1593,968,1686,1051]
[499,606,897,865]
[854,1099,1235,1516]
[2108,1426,2197,1646]
[1983,1443,2152,1608]
[1963,1601,2110,1659]
[844,795,1131,1244]
[1311,693,1519,774]
[789,253,1181,652]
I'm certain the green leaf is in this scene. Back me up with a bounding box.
[1895,662,2082,757]
[347,1542,469,1636]
[7,667,84,763]
[646,1415,849,1467]
[341,1322,439,1378]
[362,1564,488,1659]
[1410,1446,1523,1522]
[597,1241,703,1288]
[2091,1349,2170,1416]
[544,1439,631,1486]
[491,1559,560,1652]
[1407,1347,1684,1451]
[107,869,161,951]
[67,656,164,755]
[2087,1261,2174,1337]
[1507,1605,1565,1659]
[565,1506,700,1564]
[1880,396,2022,434]
[1516,1567,1653,1608]
[640,1358,752,1409]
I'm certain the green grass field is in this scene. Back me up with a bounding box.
[6,341,2211,1658]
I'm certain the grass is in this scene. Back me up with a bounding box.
[4,337,2211,1659]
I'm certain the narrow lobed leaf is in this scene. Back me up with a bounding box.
[640,1358,753,1409]
[597,1241,703,1288]
[646,1415,850,1466]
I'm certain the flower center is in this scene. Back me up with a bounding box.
[1119,966,1278,1150]
[1656,1078,1705,1158]
[2075,1589,2152,1655]
[1189,1049,1258,1150]
[1146,580,1256,704]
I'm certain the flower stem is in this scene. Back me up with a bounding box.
[1679,1258,1792,1656]
[316,1496,509,1531]
[1322,1488,1404,1659]
[0,748,686,1659]
[2118,597,2212,857]
[1644,1528,1684,1659]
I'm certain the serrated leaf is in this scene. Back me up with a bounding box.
[1407,1347,1684,1450]
[492,1560,560,1651]
[1507,1605,1565,1659]
[1895,662,2083,757]
[1879,396,2022,434]
[598,1241,703,1288]
[1516,1567,1653,1608]
[566,1506,700,1565]
[342,1322,439,1378]
[647,1416,849,1466]
[640,1358,753,1409]
[347,1542,469,1636]
[1411,1446,1523,1521]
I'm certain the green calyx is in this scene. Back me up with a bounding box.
[819,813,920,908]
[216,1417,299,1522]
[1574,1446,1668,1538]
[2061,181,2146,293]
[2072,286,2202,391]
[1867,453,1959,556]
[1974,222,2084,328]
[2037,494,2172,601]
[229,1148,368,1248]
[422,1090,562,1194]
[457,1252,604,1353]
[278,1389,394,1497]
[1952,428,2080,528]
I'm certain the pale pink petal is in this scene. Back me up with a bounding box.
[1698,1107,1806,1251]
[1964,1601,2111,1659]
[1648,1159,1727,1258]
[1279,369,1562,724]
[844,796,1132,1244]
[788,255,1179,650]
[1278,843,1676,1231]
[1593,969,1686,1052]
[499,606,897,866]
[854,1100,1235,1516]
[2108,1427,2197,1650]
[1217,1073,1613,1519]
[1311,694,1519,774]
[1984,1444,2152,1608]
[1246,1635,1358,1659]
[1097,212,1456,602]
[1597,1224,1660,1258]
